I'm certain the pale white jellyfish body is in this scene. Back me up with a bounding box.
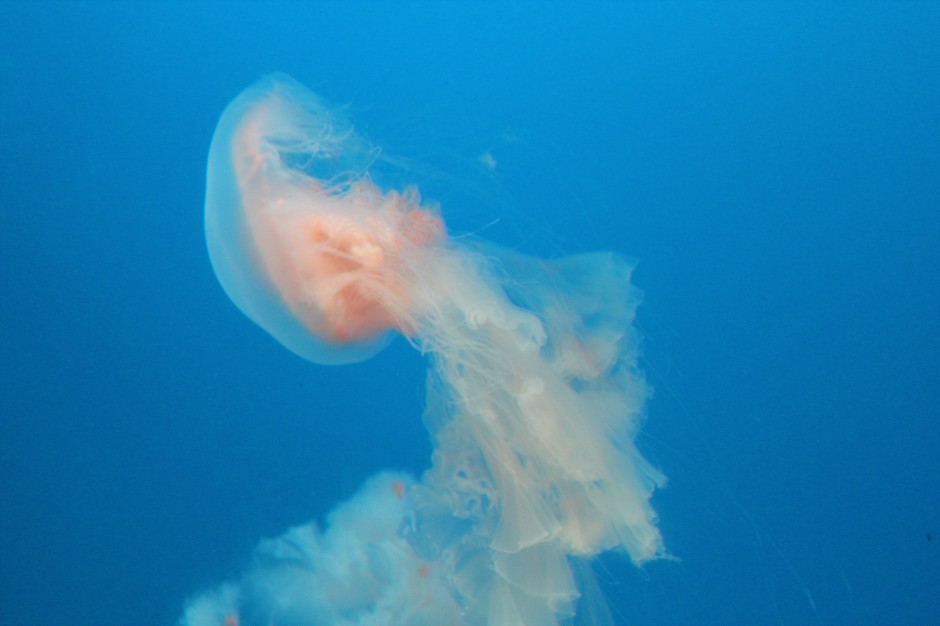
[186,74,665,626]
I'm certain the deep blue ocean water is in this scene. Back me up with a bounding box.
[1,3,937,625]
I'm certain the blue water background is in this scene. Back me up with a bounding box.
[1,3,938,624]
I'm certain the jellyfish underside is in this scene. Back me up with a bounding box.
[185,73,665,626]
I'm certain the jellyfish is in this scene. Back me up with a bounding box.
[182,73,666,626]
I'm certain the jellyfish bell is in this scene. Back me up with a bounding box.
[205,73,446,364]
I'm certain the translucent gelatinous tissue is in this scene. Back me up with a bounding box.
[185,73,665,626]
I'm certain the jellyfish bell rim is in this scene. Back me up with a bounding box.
[204,75,393,366]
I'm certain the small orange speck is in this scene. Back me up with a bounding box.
[224,614,239,626]
[392,480,406,499]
